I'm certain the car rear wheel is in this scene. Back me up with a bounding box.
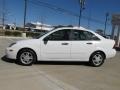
[89,52,105,67]
[17,49,37,66]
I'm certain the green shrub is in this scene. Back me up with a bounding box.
[33,33,40,37]
[26,32,40,37]
[0,30,5,36]
[12,31,21,36]
[5,31,13,36]
[19,28,25,31]
[4,30,41,37]
[5,31,22,36]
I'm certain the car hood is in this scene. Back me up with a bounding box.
[17,39,39,44]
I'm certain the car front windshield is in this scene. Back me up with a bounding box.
[35,31,49,39]
[35,28,57,39]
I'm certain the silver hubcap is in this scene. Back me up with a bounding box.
[92,54,103,66]
[20,52,33,64]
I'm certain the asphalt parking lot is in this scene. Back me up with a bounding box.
[0,36,120,90]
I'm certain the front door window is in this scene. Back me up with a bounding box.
[44,29,71,41]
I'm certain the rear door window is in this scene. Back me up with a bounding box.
[72,30,100,41]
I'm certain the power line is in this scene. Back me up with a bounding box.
[29,0,79,17]
[29,0,110,26]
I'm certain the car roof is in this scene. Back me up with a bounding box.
[53,26,104,38]
[54,26,88,31]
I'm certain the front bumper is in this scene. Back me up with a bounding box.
[6,48,17,59]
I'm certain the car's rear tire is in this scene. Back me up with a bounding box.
[17,49,37,66]
[89,52,105,67]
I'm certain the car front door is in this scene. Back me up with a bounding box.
[71,30,100,61]
[41,29,71,60]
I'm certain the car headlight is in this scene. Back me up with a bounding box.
[9,42,16,47]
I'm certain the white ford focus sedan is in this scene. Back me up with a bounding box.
[6,26,116,67]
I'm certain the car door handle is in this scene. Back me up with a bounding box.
[86,42,93,45]
[61,43,69,45]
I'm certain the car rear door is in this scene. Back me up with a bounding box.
[71,30,100,61]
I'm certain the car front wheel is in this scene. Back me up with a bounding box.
[17,49,37,66]
[89,52,105,67]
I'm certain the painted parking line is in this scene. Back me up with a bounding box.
[32,66,79,90]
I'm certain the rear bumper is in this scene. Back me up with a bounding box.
[106,49,116,59]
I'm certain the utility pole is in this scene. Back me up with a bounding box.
[24,0,27,30]
[40,16,44,30]
[13,18,16,30]
[104,12,109,36]
[2,0,5,28]
[78,0,85,27]
[2,13,5,28]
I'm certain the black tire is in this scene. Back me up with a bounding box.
[89,52,105,67]
[17,49,37,66]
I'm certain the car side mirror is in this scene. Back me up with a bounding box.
[43,37,49,45]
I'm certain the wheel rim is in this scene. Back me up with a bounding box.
[20,52,33,65]
[92,54,103,66]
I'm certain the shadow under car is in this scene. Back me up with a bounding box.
[1,55,90,66]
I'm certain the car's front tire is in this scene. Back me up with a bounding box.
[17,49,37,66]
[89,52,105,67]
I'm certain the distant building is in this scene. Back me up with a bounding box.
[25,22,54,32]
[3,24,16,30]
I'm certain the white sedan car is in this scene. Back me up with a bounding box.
[6,27,116,67]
